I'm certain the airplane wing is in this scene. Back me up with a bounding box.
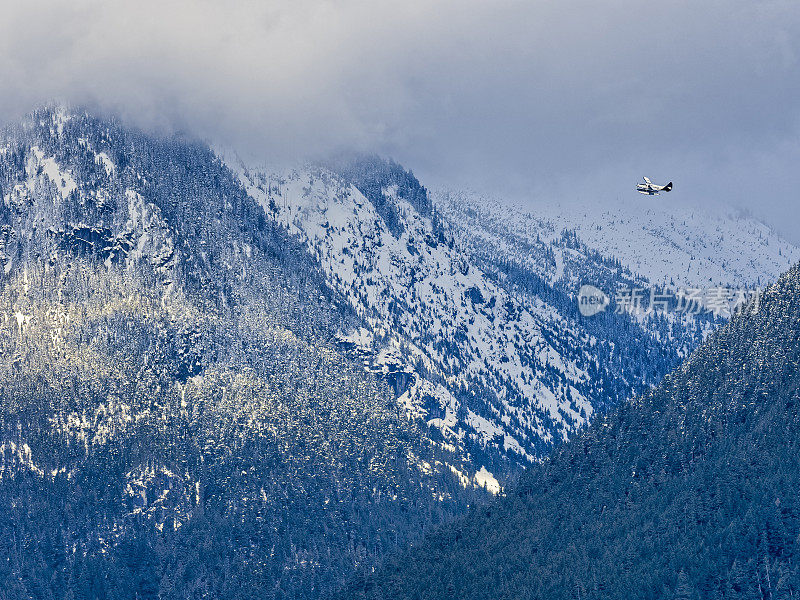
[643,176,652,184]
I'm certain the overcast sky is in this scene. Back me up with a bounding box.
[2,0,799,239]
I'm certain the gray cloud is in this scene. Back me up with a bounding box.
[2,0,799,239]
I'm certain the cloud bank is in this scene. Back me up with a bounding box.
[2,0,799,237]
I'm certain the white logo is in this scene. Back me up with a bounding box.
[578,285,609,317]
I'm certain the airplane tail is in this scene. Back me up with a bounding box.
[663,182,673,192]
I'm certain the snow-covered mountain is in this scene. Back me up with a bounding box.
[437,191,799,289]
[2,105,797,598]
[225,154,796,477]
[0,108,482,599]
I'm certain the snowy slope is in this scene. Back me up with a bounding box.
[224,154,757,477]
[226,159,577,462]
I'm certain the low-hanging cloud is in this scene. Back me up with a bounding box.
[2,0,799,238]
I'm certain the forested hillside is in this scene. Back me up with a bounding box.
[346,261,800,599]
[0,107,476,599]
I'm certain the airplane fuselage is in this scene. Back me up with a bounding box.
[636,178,672,195]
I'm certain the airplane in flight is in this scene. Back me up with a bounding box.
[636,177,673,195]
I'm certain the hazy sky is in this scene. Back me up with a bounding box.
[2,1,799,239]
